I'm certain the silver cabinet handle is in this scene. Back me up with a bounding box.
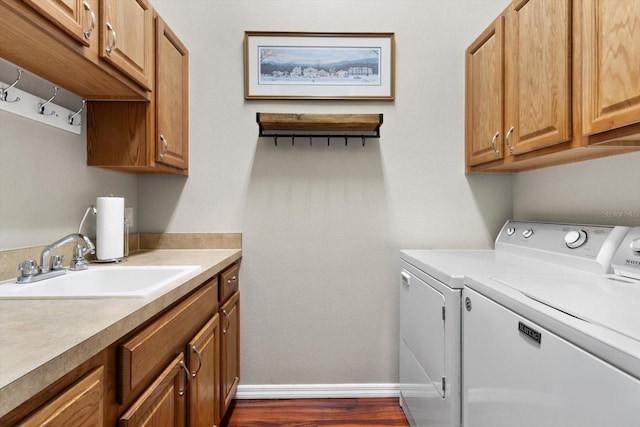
[105,22,117,56]
[227,275,237,284]
[178,360,190,396]
[82,1,95,40]
[191,345,203,378]
[401,271,410,286]
[505,126,515,154]
[159,134,168,160]
[222,309,230,334]
[490,131,500,157]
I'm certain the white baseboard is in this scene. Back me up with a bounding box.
[235,383,400,399]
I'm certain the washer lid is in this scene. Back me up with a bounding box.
[490,274,640,343]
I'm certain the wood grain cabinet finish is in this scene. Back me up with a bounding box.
[220,290,240,417]
[16,367,104,427]
[188,315,221,427]
[504,0,572,156]
[22,0,98,47]
[465,0,639,172]
[466,0,572,171]
[155,15,189,170]
[465,15,505,167]
[87,14,189,175]
[99,0,153,90]
[119,354,187,427]
[580,0,640,143]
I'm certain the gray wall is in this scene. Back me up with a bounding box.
[142,0,513,386]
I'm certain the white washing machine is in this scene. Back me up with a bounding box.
[399,220,629,427]
[462,226,640,426]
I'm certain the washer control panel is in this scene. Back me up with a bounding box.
[612,227,640,280]
[495,220,630,273]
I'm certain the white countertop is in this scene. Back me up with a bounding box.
[0,248,241,418]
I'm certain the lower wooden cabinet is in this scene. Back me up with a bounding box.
[119,354,187,427]
[16,367,104,427]
[188,315,221,427]
[220,290,240,416]
[2,260,241,427]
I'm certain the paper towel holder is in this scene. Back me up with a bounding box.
[81,202,129,263]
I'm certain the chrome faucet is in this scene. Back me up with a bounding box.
[41,233,95,272]
[17,233,95,284]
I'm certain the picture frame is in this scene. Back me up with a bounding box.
[244,31,395,100]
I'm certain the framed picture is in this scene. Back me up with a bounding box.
[244,31,395,100]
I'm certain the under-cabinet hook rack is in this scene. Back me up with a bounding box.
[0,67,82,134]
[257,113,383,148]
[0,68,22,103]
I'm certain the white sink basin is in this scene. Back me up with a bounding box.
[0,265,201,299]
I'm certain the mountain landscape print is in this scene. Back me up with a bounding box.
[258,46,382,86]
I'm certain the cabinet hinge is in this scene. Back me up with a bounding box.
[442,306,446,321]
[442,376,446,394]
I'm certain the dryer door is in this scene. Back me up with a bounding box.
[400,269,446,397]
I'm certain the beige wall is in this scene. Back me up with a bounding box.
[141,0,514,386]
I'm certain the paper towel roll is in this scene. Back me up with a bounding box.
[96,196,124,260]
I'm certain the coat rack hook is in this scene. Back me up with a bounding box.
[292,136,295,146]
[309,136,312,147]
[327,136,330,147]
[362,136,366,147]
[68,100,85,125]
[0,68,23,103]
[37,86,58,115]
[274,135,278,146]
[345,135,348,147]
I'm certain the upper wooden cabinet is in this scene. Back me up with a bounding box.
[580,0,640,143]
[87,13,189,175]
[155,15,189,170]
[466,0,640,172]
[22,0,98,47]
[504,0,572,156]
[100,0,153,90]
[465,15,505,167]
[0,0,146,100]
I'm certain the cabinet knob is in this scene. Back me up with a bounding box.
[178,360,190,396]
[227,275,237,284]
[505,126,515,154]
[159,134,168,160]
[222,309,230,334]
[191,345,202,378]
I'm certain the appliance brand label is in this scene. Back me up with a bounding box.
[518,322,542,344]
[625,259,640,267]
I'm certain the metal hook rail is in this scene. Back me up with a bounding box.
[0,68,22,103]
[257,113,383,148]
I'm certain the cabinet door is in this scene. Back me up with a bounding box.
[188,315,221,427]
[582,0,640,136]
[504,0,571,155]
[155,16,189,170]
[23,0,97,47]
[120,353,187,427]
[100,0,153,90]
[465,16,504,167]
[220,291,240,416]
[17,367,103,427]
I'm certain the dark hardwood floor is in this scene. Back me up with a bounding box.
[220,398,410,427]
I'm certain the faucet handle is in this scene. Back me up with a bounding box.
[50,255,65,271]
[18,259,38,277]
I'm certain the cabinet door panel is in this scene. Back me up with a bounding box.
[17,367,103,427]
[465,16,504,167]
[583,0,640,135]
[119,354,186,427]
[100,0,152,90]
[23,0,94,46]
[155,16,189,170]
[188,315,220,427]
[505,0,571,155]
[220,292,240,416]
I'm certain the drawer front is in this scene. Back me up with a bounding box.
[119,279,217,403]
[219,263,239,303]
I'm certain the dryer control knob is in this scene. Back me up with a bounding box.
[523,229,534,238]
[506,227,516,236]
[564,230,588,249]
[631,237,640,253]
